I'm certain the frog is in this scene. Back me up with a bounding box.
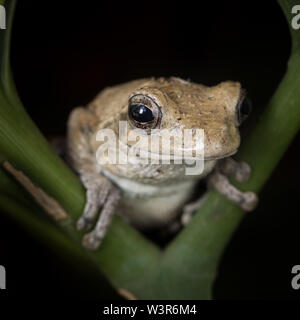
[66,77,258,250]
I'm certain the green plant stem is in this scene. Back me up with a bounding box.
[160,0,300,299]
[0,0,299,300]
[0,0,161,298]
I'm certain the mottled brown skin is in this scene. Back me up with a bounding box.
[88,77,241,158]
[67,77,257,250]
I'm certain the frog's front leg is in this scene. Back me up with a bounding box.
[81,177,120,250]
[78,170,120,250]
[208,157,258,211]
[76,170,117,230]
[217,157,251,183]
[67,107,121,250]
[182,158,258,225]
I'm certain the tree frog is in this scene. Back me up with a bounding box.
[67,77,258,250]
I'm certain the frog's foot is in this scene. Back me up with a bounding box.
[77,174,111,231]
[218,157,251,183]
[82,187,120,250]
[76,173,121,250]
[208,169,258,212]
[182,193,209,225]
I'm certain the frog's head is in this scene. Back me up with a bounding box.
[125,77,250,161]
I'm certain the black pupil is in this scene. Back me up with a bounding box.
[130,104,154,123]
[240,98,251,116]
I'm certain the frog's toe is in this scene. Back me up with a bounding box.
[76,189,100,231]
[81,187,120,250]
[240,191,258,211]
[219,157,251,182]
[209,171,259,212]
[77,215,94,231]
[82,232,101,250]
[77,178,113,231]
[235,161,251,183]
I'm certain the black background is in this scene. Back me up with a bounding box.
[0,0,299,299]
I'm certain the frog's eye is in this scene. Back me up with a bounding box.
[128,94,161,130]
[129,104,154,123]
[236,93,251,126]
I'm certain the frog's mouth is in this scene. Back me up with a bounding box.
[117,139,237,162]
[204,149,238,161]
